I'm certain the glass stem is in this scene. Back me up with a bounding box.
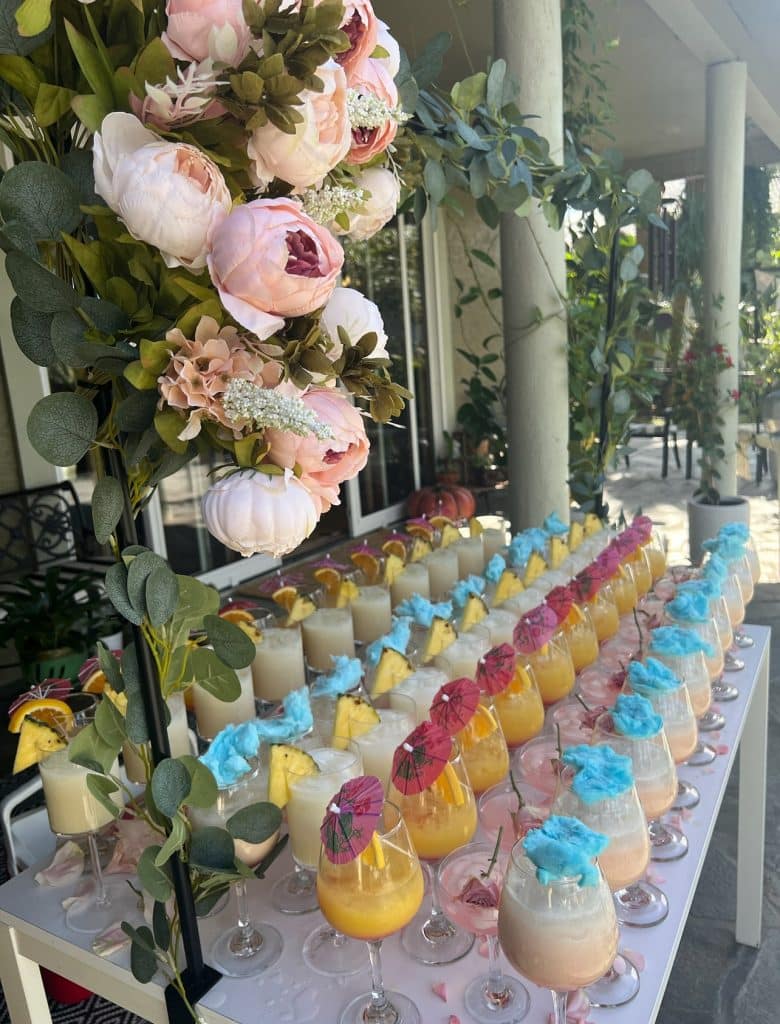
[88,832,108,908]
[485,934,509,1004]
[367,940,390,1014]
[428,860,443,919]
[551,990,569,1024]
[234,880,255,944]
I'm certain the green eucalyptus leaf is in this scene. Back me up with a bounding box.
[105,561,144,625]
[93,694,126,750]
[169,576,220,649]
[97,642,124,691]
[185,647,241,703]
[0,162,81,239]
[124,691,150,744]
[153,813,188,868]
[152,900,171,951]
[126,550,167,617]
[227,802,282,845]
[146,565,179,628]
[179,755,218,809]
[67,722,116,774]
[137,847,173,902]
[204,613,255,669]
[85,774,121,820]
[10,300,54,366]
[116,389,159,433]
[5,251,77,312]
[151,758,191,817]
[626,168,654,197]
[189,826,237,872]
[27,392,96,467]
[92,477,124,546]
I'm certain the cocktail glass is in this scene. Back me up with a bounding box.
[721,570,747,671]
[498,842,618,1024]
[456,697,510,795]
[667,606,735,704]
[644,531,667,582]
[745,536,761,585]
[388,666,448,725]
[593,716,675,926]
[273,746,361,915]
[434,631,490,681]
[350,695,416,791]
[251,625,306,705]
[626,546,653,598]
[439,842,531,1023]
[561,607,600,673]
[478,778,551,851]
[302,607,356,673]
[513,734,565,799]
[193,664,256,740]
[39,699,127,934]
[524,636,576,706]
[610,564,639,617]
[493,662,545,748]
[317,800,425,1024]
[586,584,620,643]
[425,547,460,601]
[392,741,478,964]
[189,765,282,977]
[553,771,649,1007]
[351,586,393,646]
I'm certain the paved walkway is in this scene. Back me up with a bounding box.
[606,436,779,1023]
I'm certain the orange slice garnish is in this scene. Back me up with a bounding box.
[272,585,299,612]
[314,566,342,595]
[351,550,381,584]
[8,697,73,735]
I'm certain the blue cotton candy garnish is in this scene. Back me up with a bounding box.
[678,577,721,601]
[562,744,634,803]
[525,528,549,553]
[200,723,259,788]
[703,553,729,583]
[451,575,486,609]
[628,657,681,695]
[612,693,664,739]
[649,626,715,658]
[255,687,313,743]
[667,588,711,623]
[715,536,747,565]
[543,511,569,536]
[507,534,533,568]
[523,815,610,888]
[365,616,412,667]
[484,554,507,583]
[395,594,453,628]
[310,656,362,697]
[719,522,749,543]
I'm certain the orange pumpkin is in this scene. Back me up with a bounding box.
[407,485,476,520]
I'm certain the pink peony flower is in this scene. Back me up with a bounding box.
[207,197,344,339]
[162,0,252,65]
[347,58,399,164]
[265,388,369,514]
[202,468,320,557]
[247,61,351,191]
[130,62,227,129]
[93,113,232,270]
[335,0,378,75]
[158,316,282,439]
[335,166,400,240]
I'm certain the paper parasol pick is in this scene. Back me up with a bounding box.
[573,567,600,603]
[320,775,384,865]
[8,678,72,715]
[476,644,517,695]
[430,678,481,735]
[545,584,575,625]
[311,555,350,573]
[632,515,654,542]
[391,721,452,795]
[513,605,559,654]
[78,651,121,687]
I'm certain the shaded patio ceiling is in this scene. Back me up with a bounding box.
[374,0,780,180]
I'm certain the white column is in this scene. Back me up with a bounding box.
[704,61,746,497]
[494,0,569,531]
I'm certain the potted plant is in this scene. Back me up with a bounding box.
[672,334,748,562]
[436,431,462,485]
[0,567,104,682]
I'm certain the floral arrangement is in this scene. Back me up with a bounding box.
[2,0,411,558]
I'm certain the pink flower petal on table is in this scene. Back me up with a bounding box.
[432,982,448,1002]
[612,955,627,975]
[711,704,722,714]
[448,1017,461,1024]
[645,866,666,885]
[547,987,593,1023]
[717,744,730,755]
[61,878,94,912]
[680,808,693,821]
[91,923,129,957]
[621,947,646,972]
[105,819,162,875]
[34,841,84,888]
[478,937,490,957]
[668,813,683,830]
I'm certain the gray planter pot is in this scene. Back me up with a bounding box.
[687,495,749,566]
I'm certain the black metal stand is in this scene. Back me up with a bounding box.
[105,446,220,1021]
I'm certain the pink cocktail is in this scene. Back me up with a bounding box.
[478,779,551,851]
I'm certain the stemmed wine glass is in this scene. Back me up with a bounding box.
[730,553,755,647]
[38,699,128,934]
[188,765,283,977]
[498,832,618,1024]
[317,796,425,1024]
[439,841,531,1023]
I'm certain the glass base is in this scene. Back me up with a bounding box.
[649,820,688,862]
[672,779,700,809]
[211,922,283,978]
[303,923,367,977]
[711,679,739,702]
[464,973,531,1023]
[724,652,745,672]
[65,878,134,935]
[339,990,421,1024]
[401,906,475,965]
[734,632,754,649]
[586,956,640,1008]
[271,869,319,914]
[698,710,725,732]
[614,881,669,927]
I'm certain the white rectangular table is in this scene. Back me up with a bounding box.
[0,626,771,1024]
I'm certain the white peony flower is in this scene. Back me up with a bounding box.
[321,286,389,363]
[93,112,232,270]
[374,19,401,78]
[333,166,400,241]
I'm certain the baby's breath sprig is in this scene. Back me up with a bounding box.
[222,379,332,439]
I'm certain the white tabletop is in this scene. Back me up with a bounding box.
[0,625,771,1024]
